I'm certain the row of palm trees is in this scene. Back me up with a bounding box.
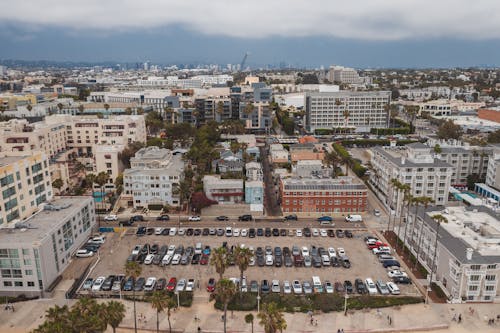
[209,245,287,333]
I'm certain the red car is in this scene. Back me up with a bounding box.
[367,242,388,250]
[200,254,209,265]
[206,278,216,292]
[166,277,177,292]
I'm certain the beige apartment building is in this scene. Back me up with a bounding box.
[0,153,53,226]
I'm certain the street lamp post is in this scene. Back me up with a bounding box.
[175,291,180,307]
[344,293,348,316]
[257,294,261,313]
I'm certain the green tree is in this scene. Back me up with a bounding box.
[323,151,342,177]
[210,246,230,280]
[146,111,164,135]
[233,247,253,293]
[52,178,64,194]
[437,119,463,140]
[104,301,126,333]
[119,142,145,168]
[396,184,411,251]
[149,291,172,333]
[69,297,107,333]
[26,104,33,112]
[487,129,500,143]
[104,103,110,111]
[217,101,225,115]
[57,103,64,113]
[257,302,287,333]
[115,173,124,194]
[125,261,142,333]
[216,279,237,333]
[388,178,403,233]
[433,144,442,154]
[245,313,255,333]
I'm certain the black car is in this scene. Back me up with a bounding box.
[249,228,256,238]
[156,215,170,221]
[131,215,145,222]
[261,280,270,293]
[161,228,170,235]
[156,278,167,290]
[127,254,137,262]
[135,252,147,263]
[146,228,154,235]
[257,228,264,237]
[284,214,298,221]
[257,255,265,267]
[280,229,287,236]
[331,257,341,267]
[327,229,335,237]
[216,228,224,236]
[303,228,311,237]
[152,254,162,265]
[355,278,366,294]
[84,244,100,252]
[393,276,412,284]
[120,220,134,227]
[134,277,146,291]
[186,228,194,236]
[274,255,282,267]
[216,216,229,221]
[238,214,253,221]
[342,257,351,268]
[336,229,345,238]
[265,228,272,237]
[123,276,135,291]
[283,247,291,256]
[192,254,201,264]
[150,244,159,254]
[272,228,279,237]
[344,280,353,294]
[255,247,264,256]
[136,226,146,236]
[101,275,116,291]
[284,255,293,267]
[194,229,201,236]
[312,256,322,268]
[202,228,210,236]
[345,230,353,238]
[141,244,150,255]
[174,245,184,255]
[274,247,282,256]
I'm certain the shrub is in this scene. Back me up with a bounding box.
[431,283,447,300]
[214,292,257,311]
[179,291,193,307]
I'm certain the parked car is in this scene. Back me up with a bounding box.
[144,277,157,291]
[76,249,94,258]
[345,230,353,238]
[293,280,302,294]
[238,214,253,221]
[317,216,333,222]
[176,279,186,292]
[250,280,259,293]
[186,279,195,292]
[261,280,270,293]
[355,278,366,294]
[157,215,170,221]
[207,278,216,292]
[167,278,177,291]
[386,282,401,295]
[324,281,334,293]
[156,278,167,290]
[365,278,378,295]
[376,280,390,295]
[82,278,94,290]
[134,277,146,291]
[104,215,118,221]
[123,276,135,291]
[303,281,313,294]
[283,280,292,294]
[284,214,298,221]
[144,254,155,265]
[188,216,201,221]
[271,280,280,293]
[392,276,412,284]
[131,215,144,222]
[344,280,353,294]
[92,276,106,291]
[216,216,229,221]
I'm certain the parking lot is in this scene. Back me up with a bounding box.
[78,226,421,298]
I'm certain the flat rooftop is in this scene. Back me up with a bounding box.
[436,206,500,257]
[0,196,93,245]
[282,177,366,191]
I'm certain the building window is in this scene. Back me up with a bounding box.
[470,265,481,271]
[485,275,496,281]
[27,281,35,287]
[3,281,12,287]
[469,275,480,281]
[14,281,23,287]
[468,285,478,291]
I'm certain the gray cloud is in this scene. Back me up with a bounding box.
[1,0,499,40]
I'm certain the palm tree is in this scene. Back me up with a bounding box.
[427,214,448,303]
[210,246,229,280]
[217,101,225,115]
[387,178,401,233]
[216,278,237,333]
[105,300,126,333]
[104,103,110,111]
[125,261,142,333]
[396,184,411,251]
[323,151,342,177]
[35,305,70,333]
[413,197,434,269]
[233,247,253,293]
[165,294,177,333]
[402,196,417,254]
[27,104,33,112]
[164,106,175,124]
[245,313,255,333]
[342,109,350,133]
[257,302,287,333]
[57,102,64,113]
[95,171,110,227]
[71,297,107,333]
[244,102,255,115]
[149,291,171,333]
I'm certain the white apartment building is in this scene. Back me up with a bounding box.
[246,162,263,181]
[123,147,184,208]
[328,66,362,84]
[203,175,244,204]
[44,114,146,156]
[239,101,272,131]
[486,153,500,190]
[305,91,391,132]
[0,119,67,159]
[402,206,500,303]
[0,197,95,297]
[94,145,125,191]
[0,153,53,226]
[370,143,453,215]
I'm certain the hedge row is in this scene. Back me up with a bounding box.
[370,127,411,135]
[214,292,423,313]
[332,143,367,178]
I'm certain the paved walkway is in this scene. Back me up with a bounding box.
[2,296,500,333]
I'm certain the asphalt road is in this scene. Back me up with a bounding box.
[260,145,282,216]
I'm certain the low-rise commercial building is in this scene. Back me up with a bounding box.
[280,177,367,215]
[269,144,289,164]
[290,143,325,162]
[246,162,263,181]
[0,197,95,297]
[203,175,244,204]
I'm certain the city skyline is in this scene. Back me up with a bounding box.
[1,0,500,68]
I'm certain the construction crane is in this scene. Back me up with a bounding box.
[240,52,250,71]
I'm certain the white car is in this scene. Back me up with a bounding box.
[265,255,274,266]
[172,253,181,265]
[76,249,94,258]
[373,246,391,255]
[249,256,256,266]
[188,216,201,221]
[240,228,248,237]
[387,270,408,278]
[169,228,177,236]
[292,280,303,294]
[178,228,186,236]
[132,245,141,256]
[301,246,309,257]
[176,279,186,292]
[144,277,157,291]
[154,227,164,235]
[374,209,381,217]
[186,279,195,292]
[271,280,280,293]
[365,237,379,245]
[144,254,155,265]
[225,227,233,237]
[88,236,105,244]
[324,281,334,294]
[320,229,328,237]
[312,228,320,237]
[104,215,118,221]
[233,228,240,237]
[327,247,337,258]
[386,282,401,295]
[337,248,346,256]
[241,276,248,292]
[162,254,173,265]
[283,280,292,294]
[167,245,176,256]
[365,278,378,295]
[92,276,106,291]
[296,229,303,237]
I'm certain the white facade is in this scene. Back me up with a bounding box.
[94,145,125,191]
[203,175,244,204]
[305,91,391,132]
[0,197,95,297]
[486,153,500,190]
[246,162,263,181]
[328,66,362,84]
[123,147,184,208]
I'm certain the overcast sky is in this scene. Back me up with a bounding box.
[1,0,500,67]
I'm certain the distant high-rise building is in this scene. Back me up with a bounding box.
[328,65,362,84]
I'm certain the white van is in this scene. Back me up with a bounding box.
[365,278,378,295]
[345,214,363,222]
[312,276,323,293]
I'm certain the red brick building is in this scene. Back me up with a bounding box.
[280,177,368,215]
[478,108,500,123]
